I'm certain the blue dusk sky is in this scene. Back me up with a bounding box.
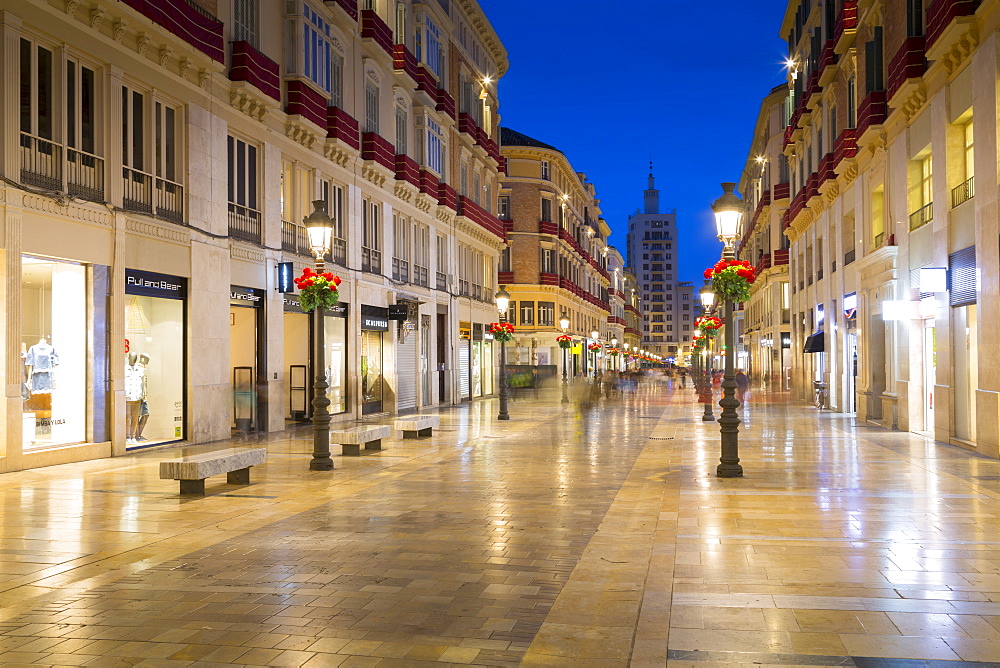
[481,0,789,283]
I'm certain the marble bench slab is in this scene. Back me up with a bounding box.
[159,448,266,495]
[394,415,440,438]
[331,425,390,456]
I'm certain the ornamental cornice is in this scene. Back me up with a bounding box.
[323,140,355,169]
[362,164,390,188]
[231,243,266,264]
[125,218,190,244]
[414,193,435,213]
[286,120,319,150]
[21,195,112,227]
[854,244,898,286]
[435,206,455,225]
[788,206,815,238]
[394,181,416,203]
[230,83,272,122]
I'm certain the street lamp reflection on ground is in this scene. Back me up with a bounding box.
[495,285,511,420]
[559,313,570,403]
[304,200,335,471]
[700,283,716,422]
[711,183,744,478]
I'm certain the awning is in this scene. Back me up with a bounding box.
[803,331,825,353]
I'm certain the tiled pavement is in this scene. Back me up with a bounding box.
[1,380,1000,665]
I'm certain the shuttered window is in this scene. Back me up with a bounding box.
[949,246,977,307]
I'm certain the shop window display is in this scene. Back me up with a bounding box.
[21,257,87,448]
[124,294,184,446]
[361,330,384,414]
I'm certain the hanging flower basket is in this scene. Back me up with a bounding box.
[587,343,601,352]
[294,267,342,312]
[489,322,514,342]
[608,348,620,357]
[704,259,755,303]
[695,315,723,338]
[556,334,573,349]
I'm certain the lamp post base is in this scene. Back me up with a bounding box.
[309,457,334,471]
[716,462,743,477]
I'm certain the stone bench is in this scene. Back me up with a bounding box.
[331,424,391,456]
[394,415,440,439]
[159,447,266,495]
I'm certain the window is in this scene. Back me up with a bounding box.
[541,248,556,274]
[865,27,884,94]
[507,301,516,325]
[66,59,96,156]
[538,302,554,327]
[473,171,481,205]
[416,14,442,78]
[302,3,333,95]
[499,246,511,272]
[321,179,345,239]
[907,0,924,36]
[20,38,54,141]
[436,234,448,287]
[233,0,258,48]
[498,195,510,220]
[872,186,885,243]
[394,0,406,45]
[424,117,445,176]
[541,161,550,180]
[520,302,534,325]
[847,75,856,127]
[920,155,932,206]
[395,106,407,155]
[227,136,260,240]
[362,198,381,273]
[392,214,410,282]
[964,120,974,181]
[541,198,552,222]
[460,161,468,196]
[330,52,344,108]
[364,81,379,133]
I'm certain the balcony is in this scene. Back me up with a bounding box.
[20,133,62,191]
[228,202,261,244]
[417,169,438,198]
[436,182,458,211]
[538,220,558,236]
[457,196,506,240]
[118,0,224,62]
[926,0,980,53]
[436,271,447,291]
[844,249,856,266]
[327,0,358,20]
[391,257,410,283]
[833,128,857,169]
[327,106,360,149]
[857,90,887,139]
[361,246,382,274]
[281,220,309,254]
[361,133,394,170]
[287,80,327,129]
[909,202,933,231]
[772,182,790,201]
[818,152,835,186]
[392,44,419,83]
[435,88,456,119]
[230,40,280,101]
[952,177,974,207]
[773,249,790,266]
[818,39,839,86]
[123,168,184,223]
[394,154,420,187]
[360,9,393,56]
[834,0,858,53]
[755,254,771,276]
[887,36,926,101]
[66,148,105,202]
[498,271,514,284]
[540,272,559,286]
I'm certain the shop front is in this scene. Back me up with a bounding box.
[124,269,186,448]
[393,302,419,412]
[471,324,495,397]
[360,305,388,414]
[458,321,471,399]
[21,255,109,450]
[230,286,265,434]
[282,295,349,421]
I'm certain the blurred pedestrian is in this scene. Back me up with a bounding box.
[735,369,750,403]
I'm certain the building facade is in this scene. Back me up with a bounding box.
[1,0,509,472]
[737,84,793,390]
[498,127,614,378]
[774,0,1000,456]
[625,170,691,359]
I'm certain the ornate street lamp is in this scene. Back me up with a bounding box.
[495,285,511,420]
[611,337,618,372]
[559,313,571,403]
[591,329,600,375]
[304,200,335,471]
[700,283,716,421]
[711,183,744,478]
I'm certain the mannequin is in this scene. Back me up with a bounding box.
[24,337,58,414]
[125,352,146,444]
[136,354,150,441]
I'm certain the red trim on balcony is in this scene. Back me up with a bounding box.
[230,41,280,101]
[435,88,456,119]
[286,80,327,128]
[926,0,980,50]
[773,249,790,266]
[782,209,791,230]
[330,0,358,20]
[497,156,508,175]
[437,182,458,211]
[503,219,513,233]
[818,152,835,185]
[887,36,927,99]
[118,0,224,62]
[833,129,857,167]
[773,182,790,200]
[458,195,506,240]
[394,154,419,187]
[805,70,821,103]
[392,44,419,83]
[327,106,360,150]
[498,271,514,284]
[417,169,438,198]
[538,221,558,235]
[540,272,559,286]
[857,90,888,136]
[416,67,437,94]
[834,0,858,46]
[755,254,771,275]
[360,9,393,55]
[361,132,395,170]
[818,39,837,77]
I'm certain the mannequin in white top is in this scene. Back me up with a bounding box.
[136,354,151,441]
[125,352,146,443]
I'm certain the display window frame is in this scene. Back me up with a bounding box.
[230,286,267,433]
[283,296,350,418]
[360,305,388,415]
[124,269,188,450]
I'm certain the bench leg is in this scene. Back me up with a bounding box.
[342,443,361,456]
[179,479,205,496]
[402,430,419,439]
[418,427,433,437]
[227,467,250,485]
[364,439,382,451]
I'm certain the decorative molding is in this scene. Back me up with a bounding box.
[159,46,174,68]
[21,195,112,227]
[113,19,128,42]
[899,84,927,123]
[65,0,79,15]
[323,141,353,168]
[90,6,105,30]
[362,164,388,188]
[435,206,455,225]
[180,58,193,80]
[285,120,318,150]
[125,218,190,244]
[137,33,151,57]
[414,194,434,213]
[941,26,979,76]
[231,244,266,264]
[230,84,270,122]
[198,69,211,89]
[394,182,415,202]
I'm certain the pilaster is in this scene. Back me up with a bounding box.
[3,187,22,466]
[0,12,24,183]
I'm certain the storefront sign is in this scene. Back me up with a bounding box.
[125,269,186,299]
[231,286,264,307]
[388,304,408,321]
[282,295,349,317]
[277,262,295,293]
[361,305,389,331]
[459,320,471,340]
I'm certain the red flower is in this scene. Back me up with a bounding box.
[703,268,713,279]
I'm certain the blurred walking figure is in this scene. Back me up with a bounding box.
[678,367,687,388]
[735,369,750,404]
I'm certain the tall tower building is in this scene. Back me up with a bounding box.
[625,166,691,359]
